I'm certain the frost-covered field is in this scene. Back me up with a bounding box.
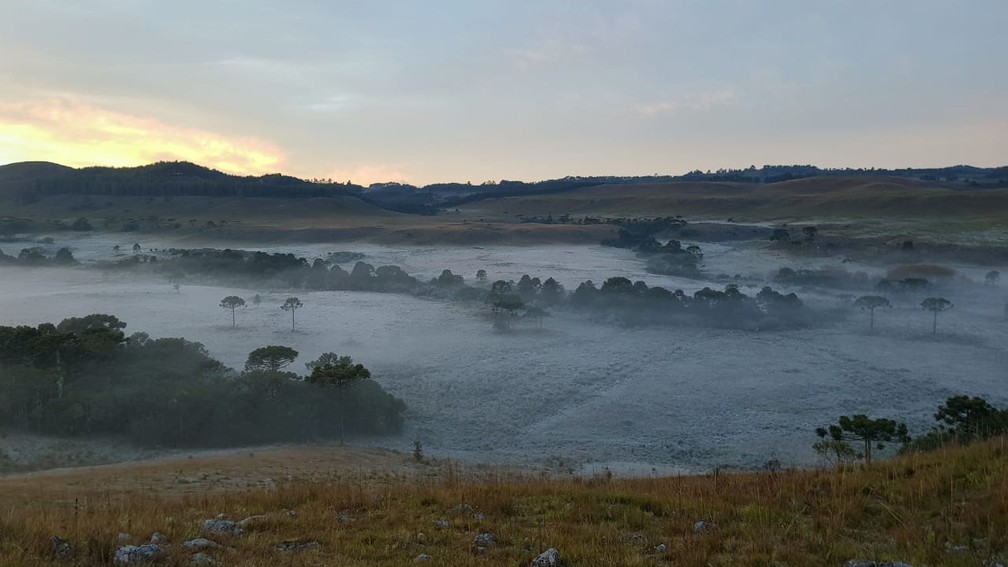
[1,233,1006,474]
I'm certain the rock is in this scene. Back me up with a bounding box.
[414,554,432,562]
[49,536,74,559]
[338,513,356,523]
[693,521,709,534]
[416,532,427,543]
[149,532,168,544]
[118,532,133,543]
[655,543,667,554]
[474,533,497,547]
[472,512,486,521]
[433,520,449,529]
[189,552,219,566]
[624,533,647,544]
[182,538,222,551]
[276,540,321,552]
[202,519,243,537]
[530,548,564,567]
[114,544,166,565]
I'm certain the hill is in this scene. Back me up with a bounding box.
[463,176,1008,223]
[0,439,1004,566]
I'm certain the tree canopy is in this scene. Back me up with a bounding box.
[815,414,909,464]
[245,345,299,373]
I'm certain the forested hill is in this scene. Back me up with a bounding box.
[1,160,1006,215]
[0,161,365,202]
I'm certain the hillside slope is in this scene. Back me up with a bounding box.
[0,439,1004,566]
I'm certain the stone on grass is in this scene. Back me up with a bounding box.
[49,536,74,559]
[182,538,222,551]
[338,513,356,523]
[113,544,166,565]
[530,548,564,567]
[433,520,449,529]
[202,519,243,537]
[149,532,168,544]
[276,540,321,552]
[414,553,432,562]
[655,543,667,554]
[474,533,497,547]
[189,552,219,566]
[692,521,709,534]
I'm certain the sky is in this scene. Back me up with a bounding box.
[0,1,1006,185]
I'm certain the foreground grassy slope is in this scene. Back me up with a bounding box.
[0,439,1005,566]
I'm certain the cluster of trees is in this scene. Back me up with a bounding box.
[0,315,404,447]
[0,247,78,267]
[603,224,702,277]
[567,279,809,329]
[815,394,1008,465]
[147,249,424,295]
[475,274,810,331]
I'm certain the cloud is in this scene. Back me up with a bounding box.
[636,88,739,117]
[0,98,284,175]
[509,38,588,71]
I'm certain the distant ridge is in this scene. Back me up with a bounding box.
[1,160,1006,215]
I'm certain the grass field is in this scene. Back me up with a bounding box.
[1,439,1005,566]
[6,176,1008,247]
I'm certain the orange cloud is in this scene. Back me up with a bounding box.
[0,99,285,175]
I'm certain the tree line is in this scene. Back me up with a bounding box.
[0,315,404,447]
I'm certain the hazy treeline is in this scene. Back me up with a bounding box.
[0,246,78,266]
[115,247,814,331]
[0,315,404,447]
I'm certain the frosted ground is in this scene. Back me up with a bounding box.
[1,233,1006,474]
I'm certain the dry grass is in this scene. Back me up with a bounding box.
[1,439,1005,566]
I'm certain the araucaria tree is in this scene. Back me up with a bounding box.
[244,345,299,373]
[854,295,891,330]
[815,414,909,464]
[219,295,246,328]
[280,297,303,331]
[921,297,952,335]
[306,353,371,444]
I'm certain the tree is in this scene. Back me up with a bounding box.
[802,226,818,241]
[280,297,303,331]
[854,295,891,330]
[244,345,298,373]
[921,297,952,335]
[306,353,371,444]
[524,306,548,329]
[167,272,184,294]
[251,293,262,308]
[985,270,1000,286]
[934,395,1008,442]
[476,269,487,282]
[815,415,909,464]
[132,242,141,254]
[219,295,246,328]
[112,245,121,256]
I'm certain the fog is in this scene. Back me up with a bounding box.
[1,233,1006,474]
